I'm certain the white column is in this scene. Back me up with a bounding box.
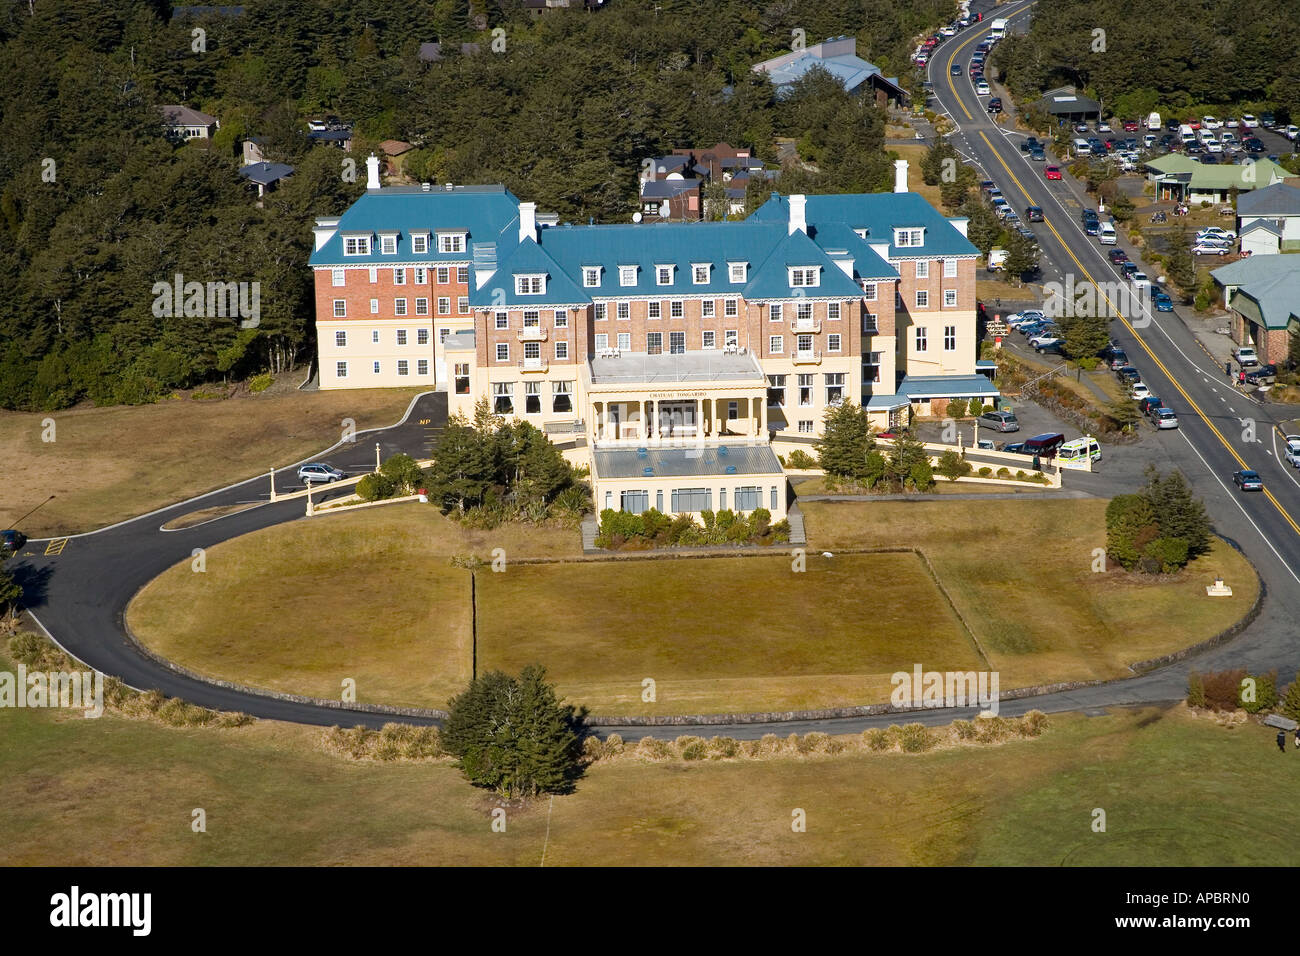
[694,398,702,437]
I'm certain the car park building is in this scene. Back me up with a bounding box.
[311,157,996,518]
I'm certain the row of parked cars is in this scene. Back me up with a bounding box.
[978,180,1039,248]
[1103,247,1174,311]
[1104,346,1180,429]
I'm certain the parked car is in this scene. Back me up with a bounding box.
[1130,272,1151,290]
[1154,292,1173,312]
[979,410,1020,432]
[1045,165,1062,180]
[1153,408,1178,429]
[975,80,991,95]
[1105,348,1129,369]
[1241,114,1259,128]
[1107,249,1129,265]
[1232,345,1259,367]
[1259,111,1275,128]
[1243,364,1276,385]
[1116,365,1142,384]
[1021,433,1067,458]
[297,462,346,484]
[1198,226,1236,241]
[1202,115,1222,129]
[988,97,1003,113]
[1232,469,1263,492]
[1129,382,1151,400]
[1020,136,1040,153]
[1139,395,1163,417]
[1006,309,1046,328]
[1029,147,1046,161]
[1030,333,1063,351]
[1192,242,1232,256]
[1283,436,1300,467]
[1121,261,1140,277]
[1,529,27,555]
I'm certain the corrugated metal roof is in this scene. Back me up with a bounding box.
[594,444,784,479]
[751,192,979,259]
[897,374,1000,399]
[1238,182,1300,217]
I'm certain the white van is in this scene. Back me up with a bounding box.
[989,17,1008,38]
[1098,222,1117,244]
[1178,123,1195,144]
[1147,111,1161,131]
[1057,436,1101,470]
[1073,138,1091,156]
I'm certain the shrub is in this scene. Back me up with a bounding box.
[952,719,978,741]
[379,453,426,495]
[996,466,1010,477]
[636,736,673,760]
[708,736,740,759]
[863,728,891,751]
[936,448,972,481]
[602,733,625,757]
[356,472,397,502]
[756,733,784,756]
[676,735,708,760]
[640,508,671,541]
[1187,671,1207,708]
[549,483,592,518]
[786,448,818,469]
[248,372,274,393]
[1143,536,1189,573]
[1280,680,1300,721]
[978,466,992,477]
[1019,711,1049,737]
[975,716,1012,742]
[1239,670,1278,714]
[1014,469,1027,480]
[769,518,792,543]
[898,723,934,753]
[1200,669,1247,711]
[797,731,831,754]
[748,507,771,538]
[909,459,935,491]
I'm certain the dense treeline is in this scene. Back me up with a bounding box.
[994,0,1300,122]
[0,0,952,410]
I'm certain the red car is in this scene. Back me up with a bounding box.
[1045,165,1062,180]
[1123,120,1139,132]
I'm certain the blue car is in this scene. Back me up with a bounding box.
[1154,292,1173,312]
[1232,470,1263,492]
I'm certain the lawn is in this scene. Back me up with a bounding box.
[126,498,1257,716]
[0,385,421,537]
[0,668,1294,866]
[800,499,1258,688]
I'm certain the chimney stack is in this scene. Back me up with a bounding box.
[894,159,909,194]
[788,194,807,235]
[519,201,537,243]
[365,154,381,190]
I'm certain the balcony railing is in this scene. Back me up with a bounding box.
[793,349,822,365]
[519,357,548,372]
[792,317,820,333]
[517,327,548,342]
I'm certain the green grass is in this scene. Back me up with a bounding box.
[1,663,1295,866]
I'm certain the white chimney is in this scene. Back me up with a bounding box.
[948,216,970,238]
[833,256,854,278]
[788,193,807,235]
[365,153,381,190]
[519,201,537,243]
[893,159,909,193]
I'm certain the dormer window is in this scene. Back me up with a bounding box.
[411,234,429,254]
[655,264,675,285]
[789,267,819,287]
[692,263,710,284]
[437,232,466,253]
[343,236,371,256]
[853,228,868,240]
[380,234,398,255]
[894,227,925,248]
[515,274,545,295]
[728,262,748,283]
[619,265,638,287]
[583,266,602,288]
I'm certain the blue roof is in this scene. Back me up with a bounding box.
[308,129,351,142]
[239,162,294,185]
[897,375,1000,399]
[308,186,522,267]
[468,238,587,308]
[742,229,866,300]
[752,192,979,259]
[594,444,783,480]
[641,179,700,199]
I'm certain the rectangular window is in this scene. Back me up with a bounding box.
[555,341,568,360]
[583,267,600,287]
[770,303,783,322]
[734,486,761,511]
[617,302,630,320]
[669,331,685,354]
[524,342,540,360]
[373,361,380,374]
[455,363,470,395]
[523,311,540,328]
[417,359,429,376]
[334,330,347,347]
[395,299,408,316]
[344,237,370,256]
[438,297,450,315]
[437,267,450,284]
[798,373,814,407]
[396,329,407,345]
[895,228,924,247]
[944,258,958,278]
[620,490,649,515]
[767,374,786,407]
[693,264,709,284]
[418,329,429,345]
[862,282,877,301]
[554,310,567,328]
[492,382,513,414]
[415,298,429,315]
[372,330,380,343]
[414,267,426,285]
[828,333,841,353]
[333,299,346,317]
[525,380,541,414]
[916,290,929,308]
[770,335,783,354]
[619,266,637,286]
[647,332,663,355]
[797,333,813,354]
[728,401,738,420]
[439,328,450,343]
[797,302,812,322]
[552,380,573,413]
[397,360,409,376]
[458,296,468,314]
[439,234,464,253]
[457,267,468,284]
[863,311,877,333]
[825,372,845,406]
[671,488,712,513]
[915,260,929,279]
[724,298,738,317]
[670,301,683,319]
[331,269,345,287]
[724,329,738,348]
[915,327,928,352]
[515,275,543,295]
[594,303,607,321]
[656,265,673,285]
[370,299,379,314]
[594,333,608,351]
[617,332,631,351]
[380,235,397,255]
[789,267,818,286]
[495,311,508,330]
[798,420,813,434]
[496,343,509,361]
[648,301,661,319]
[702,330,716,349]
[412,235,428,254]
[369,267,378,283]
[393,268,406,285]
[336,361,348,377]
[865,352,882,384]
[944,289,958,308]
[728,262,747,282]
[944,325,957,351]
[702,300,715,318]
[828,302,840,320]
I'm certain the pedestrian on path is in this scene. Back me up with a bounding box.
[1295,727,1299,749]
[1239,370,1247,386]
[1278,730,1287,752]
[1225,362,1232,380]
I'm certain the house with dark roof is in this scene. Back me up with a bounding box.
[752,36,908,107]
[1237,182,1300,254]
[309,156,991,518]
[239,162,294,200]
[1211,256,1300,364]
[1034,88,1101,124]
[1144,155,1290,205]
[160,105,219,141]
[638,144,774,222]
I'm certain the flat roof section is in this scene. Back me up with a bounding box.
[594,444,784,480]
[588,350,764,386]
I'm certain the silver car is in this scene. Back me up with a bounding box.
[979,411,1020,432]
[298,462,346,483]
[1154,408,1179,429]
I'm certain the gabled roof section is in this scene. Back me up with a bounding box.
[469,237,588,308]
[750,192,978,258]
[1238,181,1300,217]
[309,186,521,267]
[807,222,898,281]
[741,229,866,300]
[1231,272,1300,330]
[1211,253,1300,287]
[239,162,293,185]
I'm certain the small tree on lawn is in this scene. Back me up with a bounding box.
[1166,226,1196,296]
[1280,678,1300,721]
[428,412,495,513]
[886,432,929,487]
[1063,315,1110,366]
[1106,399,1141,434]
[1140,465,1211,559]
[379,453,426,494]
[814,399,874,482]
[936,448,972,481]
[441,665,587,799]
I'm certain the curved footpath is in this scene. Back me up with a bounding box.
[9,385,1297,740]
